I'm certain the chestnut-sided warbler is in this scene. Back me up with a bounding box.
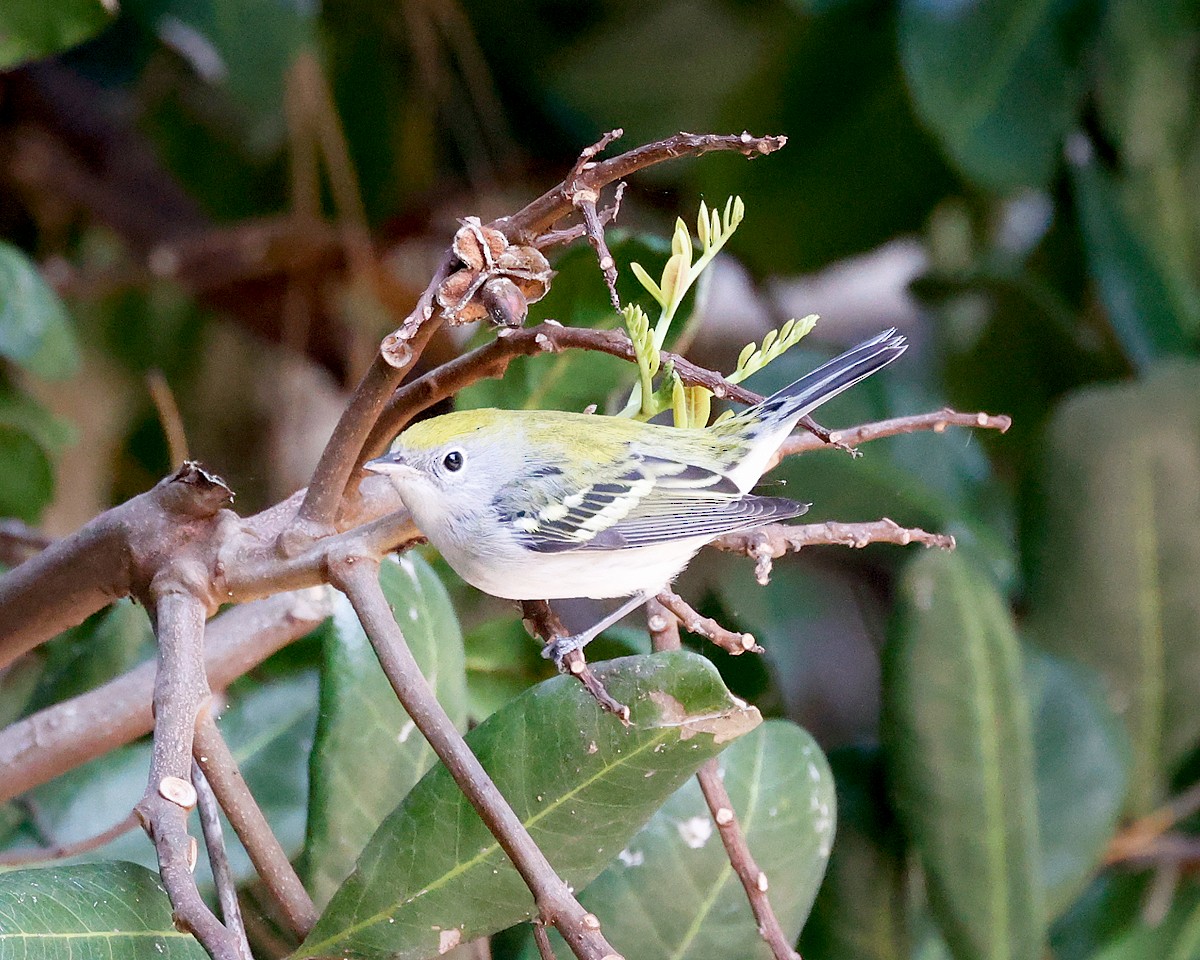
[367,328,906,666]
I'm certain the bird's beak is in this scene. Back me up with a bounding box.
[364,452,410,476]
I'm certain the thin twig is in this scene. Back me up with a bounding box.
[0,519,53,567]
[193,707,319,939]
[535,183,625,250]
[330,557,624,960]
[1105,779,1200,866]
[649,609,799,960]
[566,130,624,311]
[713,519,957,585]
[533,922,558,960]
[775,408,1013,461]
[193,761,253,960]
[363,322,760,460]
[696,760,800,960]
[519,600,630,723]
[0,810,139,866]
[135,588,238,960]
[147,370,190,464]
[655,589,760,656]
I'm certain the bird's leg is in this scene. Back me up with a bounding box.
[542,590,657,670]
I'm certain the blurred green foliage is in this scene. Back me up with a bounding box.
[2,0,1200,958]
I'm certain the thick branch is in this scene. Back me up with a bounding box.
[332,557,624,960]
[194,708,318,939]
[713,519,956,585]
[134,587,237,960]
[0,589,330,802]
[0,462,232,669]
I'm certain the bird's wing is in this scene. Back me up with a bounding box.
[496,451,805,553]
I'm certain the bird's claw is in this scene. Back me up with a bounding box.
[542,634,585,670]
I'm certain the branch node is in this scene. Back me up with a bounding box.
[158,776,199,810]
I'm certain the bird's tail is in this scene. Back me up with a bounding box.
[719,328,908,438]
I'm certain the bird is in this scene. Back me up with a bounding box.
[367,328,907,667]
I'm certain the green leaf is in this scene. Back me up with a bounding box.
[1027,365,1200,814]
[27,600,155,714]
[0,386,74,455]
[0,428,53,524]
[1089,883,1200,960]
[801,747,908,960]
[0,861,207,958]
[464,617,554,722]
[898,0,1094,190]
[570,720,833,960]
[0,0,112,70]
[296,651,761,960]
[883,550,1045,960]
[1027,648,1130,919]
[1069,146,1197,369]
[0,243,79,380]
[305,555,468,907]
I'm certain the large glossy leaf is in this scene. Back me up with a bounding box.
[1027,647,1130,918]
[0,0,112,70]
[0,243,79,380]
[801,747,908,960]
[883,550,1045,960]
[1026,365,1200,814]
[296,651,761,960]
[305,555,468,907]
[899,0,1094,190]
[567,720,833,960]
[0,861,207,958]
[1070,148,1196,369]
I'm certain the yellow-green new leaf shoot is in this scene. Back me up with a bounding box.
[729,315,818,385]
[697,201,711,249]
[630,261,664,306]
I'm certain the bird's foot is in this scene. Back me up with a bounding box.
[542,633,587,670]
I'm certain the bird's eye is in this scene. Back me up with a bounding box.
[443,450,464,472]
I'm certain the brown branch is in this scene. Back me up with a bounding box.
[695,760,800,960]
[713,519,957,585]
[192,761,253,960]
[194,707,319,939]
[648,607,798,960]
[0,462,233,669]
[0,519,53,566]
[0,810,139,866]
[147,370,190,465]
[565,130,625,311]
[533,922,559,960]
[494,131,786,242]
[534,183,625,250]
[363,322,759,460]
[644,597,681,651]
[655,589,760,656]
[0,589,331,803]
[331,557,624,960]
[1105,779,1200,866]
[134,588,237,960]
[775,408,1013,461]
[296,131,785,536]
[519,600,630,723]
